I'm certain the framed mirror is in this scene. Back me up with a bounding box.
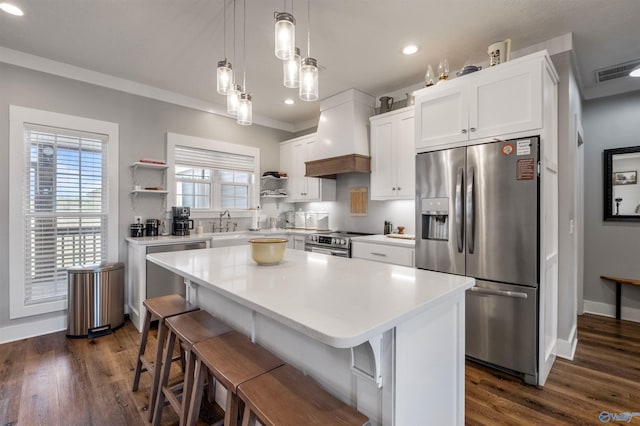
[604,146,640,221]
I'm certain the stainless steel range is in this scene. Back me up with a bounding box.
[304,231,372,258]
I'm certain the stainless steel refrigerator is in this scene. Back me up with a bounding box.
[416,136,539,384]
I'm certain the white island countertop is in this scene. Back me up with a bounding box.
[146,245,474,348]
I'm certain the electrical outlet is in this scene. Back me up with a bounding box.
[134,215,143,224]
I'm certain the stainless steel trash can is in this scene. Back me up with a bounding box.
[67,262,125,338]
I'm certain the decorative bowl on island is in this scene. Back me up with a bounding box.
[248,238,288,265]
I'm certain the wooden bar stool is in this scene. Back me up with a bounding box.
[186,332,285,426]
[152,310,233,426]
[237,364,369,426]
[131,294,199,421]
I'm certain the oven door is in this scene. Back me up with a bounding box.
[305,244,349,257]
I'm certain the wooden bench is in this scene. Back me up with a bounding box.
[600,276,640,320]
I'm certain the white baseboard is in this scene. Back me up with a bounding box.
[0,312,67,344]
[583,300,640,323]
[556,324,577,360]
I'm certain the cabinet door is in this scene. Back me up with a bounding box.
[394,111,415,199]
[370,117,395,199]
[280,142,300,202]
[352,242,414,267]
[303,139,321,200]
[416,84,468,150]
[471,60,542,139]
[293,236,306,250]
[291,142,308,200]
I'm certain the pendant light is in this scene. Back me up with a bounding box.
[283,47,301,88]
[299,0,318,101]
[227,0,241,115]
[274,1,295,60]
[237,93,252,125]
[216,0,232,95]
[227,83,242,116]
[237,0,252,125]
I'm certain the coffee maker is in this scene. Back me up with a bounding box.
[172,206,193,236]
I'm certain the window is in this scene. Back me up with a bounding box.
[9,106,118,319]
[167,133,260,215]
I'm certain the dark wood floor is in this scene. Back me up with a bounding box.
[1,313,638,425]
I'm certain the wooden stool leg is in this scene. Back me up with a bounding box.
[152,329,177,426]
[132,309,153,392]
[186,358,206,426]
[206,372,216,404]
[241,404,254,426]
[180,350,197,426]
[148,320,169,422]
[224,388,239,426]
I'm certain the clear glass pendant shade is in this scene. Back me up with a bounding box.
[274,12,295,60]
[299,57,318,101]
[283,47,301,88]
[237,93,252,126]
[217,60,233,95]
[227,84,241,116]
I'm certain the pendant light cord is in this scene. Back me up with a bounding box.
[307,0,311,57]
[243,0,246,91]
[223,0,226,59]
[232,0,236,85]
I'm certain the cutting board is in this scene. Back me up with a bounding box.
[386,233,415,240]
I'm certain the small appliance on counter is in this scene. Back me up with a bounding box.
[145,219,160,237]
[130,222,145,237]
[172,206,193,236]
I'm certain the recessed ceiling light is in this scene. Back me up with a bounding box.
[402,45,419,55]
[0,2,24,16]
[630,65,640,78]
[284,98,295,105]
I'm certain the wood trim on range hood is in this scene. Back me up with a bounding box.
[305,154,371,179]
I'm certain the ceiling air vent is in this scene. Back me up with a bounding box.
[595,59,640,83]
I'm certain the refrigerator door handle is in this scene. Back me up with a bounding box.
[469,286,528,299]
[455,167,464,253]
[466,166,475,254]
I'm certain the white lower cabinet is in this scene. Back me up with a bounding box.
[352,241,415,267]
[285,234,307,250]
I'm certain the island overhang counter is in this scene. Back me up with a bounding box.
[146,245,474,426]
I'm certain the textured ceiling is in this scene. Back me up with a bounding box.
[1,0,639,129]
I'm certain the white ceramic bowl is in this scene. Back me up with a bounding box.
[248,238,288,265]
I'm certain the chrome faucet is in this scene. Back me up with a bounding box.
[219,210,230,231]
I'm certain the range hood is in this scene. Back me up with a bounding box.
[306,89,375,178]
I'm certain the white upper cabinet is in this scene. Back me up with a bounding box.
[415,52,548,152]
[370,107,415,200]
[280,134,336,203]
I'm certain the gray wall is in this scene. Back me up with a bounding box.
[0,62,293,332]
[583,91,640,315]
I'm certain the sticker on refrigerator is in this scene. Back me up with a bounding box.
[516,140,531,156]
[516,158,535,180]
[501,144,514,155]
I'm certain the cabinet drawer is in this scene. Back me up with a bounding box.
[352,242,414,267]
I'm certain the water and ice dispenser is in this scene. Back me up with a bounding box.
[420,198,449,241]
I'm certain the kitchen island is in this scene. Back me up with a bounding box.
[147,246,474,426]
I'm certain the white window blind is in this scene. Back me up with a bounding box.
[174,144,255,211]
[23,124,108,305]
[174,145,255,172]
